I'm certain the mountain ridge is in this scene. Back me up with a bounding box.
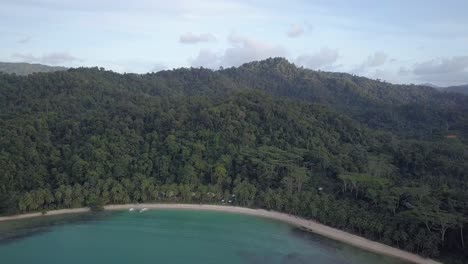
[0,57,467,263]
[0,62,67,75]
[3,58,466,141]
[444,84,468,95]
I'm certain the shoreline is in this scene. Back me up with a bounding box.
[0,204,440,264]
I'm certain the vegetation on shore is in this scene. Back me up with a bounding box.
[0,58,467,263]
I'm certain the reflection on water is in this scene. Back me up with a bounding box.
[0,212,115,245]
[290,227,407,264]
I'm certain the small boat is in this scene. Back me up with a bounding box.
[129,208,135,212]
[139,208,148,213]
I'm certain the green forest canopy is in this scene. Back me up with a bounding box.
[0,58,467,263]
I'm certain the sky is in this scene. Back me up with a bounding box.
[1,0,468,86]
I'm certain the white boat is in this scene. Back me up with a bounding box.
[129,208,135,212]
[139,208,148,213]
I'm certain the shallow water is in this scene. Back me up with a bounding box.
[0,210,408,264]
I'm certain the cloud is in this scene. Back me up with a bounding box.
[190,33,286,68]
[412,56,468,85]
[151,63,167,72]
[191,49,220,68]
[223,34,286,66]
[361,51,388,69]
[364,52,388,67]
[287,24,304,38]
[398,66,410,76]
[371,69,396,82]
[179,32,216,44]
[295,48,340,70]
[413,56,468,75]
[17,36,31,44]
[351,57,468,86]
[352,51,388,74]
[12,52,78,65]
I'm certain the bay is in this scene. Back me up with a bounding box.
[0,210,408,264]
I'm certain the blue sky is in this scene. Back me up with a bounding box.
[1,0,467,86]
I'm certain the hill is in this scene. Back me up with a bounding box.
[444,84,468,95]
[0,62,67,75]
[136,58,467,141]
[0,58,466,263]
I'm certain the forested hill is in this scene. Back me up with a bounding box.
[3,58,467,141]
[0,62,67,75]
[444,84,468,95]
[92,57,468,142]
[0,58,467,263]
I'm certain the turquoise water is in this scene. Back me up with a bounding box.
[0,210,408,264]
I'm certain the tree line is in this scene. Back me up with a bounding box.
[0,60,467,263]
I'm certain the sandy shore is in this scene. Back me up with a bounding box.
[0,204,440,264]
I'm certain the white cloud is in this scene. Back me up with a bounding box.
[12,52,78,65]
[223,33,286,66]
[352,51,389,74]
[151,63,167,72]
[364,51,388,67]
[295,47,339,70]
[191,49,220,68]
[371,69,396,82]
[286,24,304,38]
[179,32,216,44]
[412,56,468,85]
[190,33,286,68]
[413,56,468,75]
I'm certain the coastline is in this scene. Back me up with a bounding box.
[0,204,440,264]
